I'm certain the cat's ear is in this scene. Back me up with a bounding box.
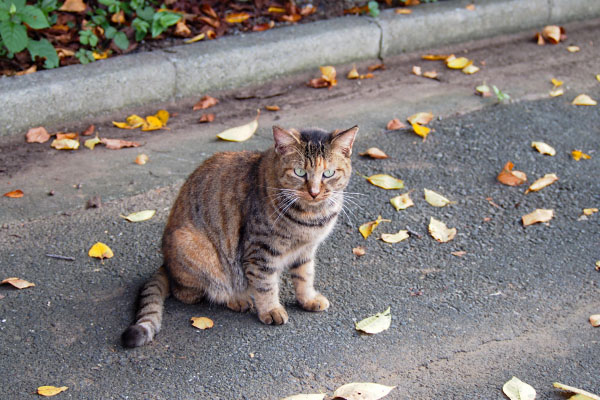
[331,126,358,157]
[273,126,301,156]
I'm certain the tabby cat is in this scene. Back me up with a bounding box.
[122,125,358,347]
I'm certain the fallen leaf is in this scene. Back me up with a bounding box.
[553,382,600,400]
[534,32,545,45]
[572,94,597,106]
[412,65,422,76]
[281,394,325,400]
[3,189,24,198]
[422,70,439,79]
[380,230,409,243]
[446,57,472,69]
[92,50,109,60]
[367,64,385,72]
[551,78,563,87]
[253,22,274,31]
[26,127,50,143]
[111,10,125,24]
[359,215,390,239]
[360,148,388,159]
[567,45,580,53]
[355,307,391,334]
[225,12,251,23]
[217,110,260,142]
[462,64,479,74]
[88,242,113,260]
[476,84,492,97]
[37,386,68,397]
[135,154,149,165]
[268,6,286,13]
[100,138,140,150]
[549,87,564,97]
[395,8,412,14]
[59,0,86,12]
[56,132,78,140]
[347,65,359,79]
[184,33,205,44]
[84,136,101,150]
[193,95,219,110]
[120,209,156,222]
[572,150,591,160]
[542,25,563,44]
[497,161,527,186]
[503,377,536,400]
[51,138,79,150]
[386,118,406,130]
[112,121,134,129]
[424,189,454,207]
[526,173,558,193]
[522,209,554,226]
[300,4,317,16]
[81,124,95,136]
[390,192,414,211]
[365,174,404,190]
[407,112,434,125]
[15,65,37,75]
[451,251,467,257]
[191,316,214,330]
[411,122,431,139]
[199,113,215,123]
[265,105,280,111]
[465,4,475,10]
[307,78,329,88]
[1,277,35,289]
[590,315,600,327]
[582,208,598,216]
[531,141,556,156]
[352,247,366,256]
[429,217,457,243]
[421,54,451,61]
[141,115,164,131]
[333,382,395,400]
[320,66,337,86]
[174,20,191,37]
[127,114,146,129]
[154,110,169,125]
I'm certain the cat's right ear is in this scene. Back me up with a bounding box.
[273,126,300,156]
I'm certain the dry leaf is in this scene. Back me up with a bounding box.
[88,242,114,259]
[199,113,215,123]
[320,66,337,86]
[217,110,260,142]
[531,141,556,156]
[3,189,24,198]
[307,78,329,88]
[359,148,388,159]
[135,154,149,165]
[407,112,434,125]
[412,65,422,76]
[355,307,391,334]
[390,192,414,211]
[572,94,597,106]
[589,315,600,327]
[572,150,591,161]
[184,33,205,44]
[347,65,359,79]
[411,122,431,139]
[451,251,467,257]
[395,8,412,14]
[193,95,219,110]
[446,57,472,69]
[154,110,169,125]
[542,25,563,44]
[81,124,95,136]
[522,209,554,226]
[429,217,456,242]
[1,277,35,289]
[526,173,558,193]
[333,381,396,400]
[582,208,598,216]
[462,64,479,74]
[424,189,454,207]
[476,84,491,97]
[265,105,280,111]
[465,4,475,10]
[225,12,251,23]
[553,382,600,400]
[37,386,68,397]
[56,132,78,140]
[549,87,564,97]
[84,136,101,150]
[359,216,390,239]
[100,138,141,150]
[365,174,404,190]
[51,138,79,150]
[551,78,563,87]
[268,6,286,13]
[503,377,536,400]
[126,114,146,129]
[567,45,580,53]
[15,65,37,75]
[93,50,108,60]
[421,54,450,61]
[191,316,214,330]
[368,63,385,72]
[141,115,163,131]
[25,127,50,143]
[497,161,527,186]
[352,247,366,256]
[380,230,409,244]
[120,209,156,222]
[59,0,86,12]
[281,394,325,400]
[422,70,439,79]
[386,118,406,130]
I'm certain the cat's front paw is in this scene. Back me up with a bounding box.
[299,293,330,312]
[258,306,289,325]
[227,296,253,313]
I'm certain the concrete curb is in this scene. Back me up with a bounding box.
[1,0,599,137]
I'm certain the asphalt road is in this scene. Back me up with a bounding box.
[1,20,599,400]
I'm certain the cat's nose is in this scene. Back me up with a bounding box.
[309,189,320,199]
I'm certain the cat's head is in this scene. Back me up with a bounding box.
[271,125,358,204]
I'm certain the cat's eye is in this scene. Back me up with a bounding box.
[323,169,335,178]
[294,168,307,177]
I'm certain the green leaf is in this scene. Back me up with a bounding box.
[150,18,162,38]
[75,48,95,64]
[113,31,128,49]
[104,25,116,39]
[0,9,8,22]
[136,6,154,21]
[158,12,180,28]
[21,5,49,29]
[368,1,380,17]
[0,20,27,53]
[27,38,58,68]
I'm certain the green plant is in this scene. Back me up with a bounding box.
[367,1,380,17]
[75,48,95,64]
[492,85,511,103]
[0,0,58,68]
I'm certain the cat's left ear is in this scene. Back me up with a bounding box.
[273,126,301,156]
[331,126,358,157]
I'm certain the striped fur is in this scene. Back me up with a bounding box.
[122,125,358,347]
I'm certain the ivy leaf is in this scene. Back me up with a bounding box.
[27,38,59,69]
[21,5,50,29]
[0,20,28,53]
[113,31,129,50]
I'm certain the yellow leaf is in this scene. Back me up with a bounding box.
[225,12,250,23]
[59,0,86,12]
[596,74,600,82]
[92,50,109,60]
[462,64,479,74]
[154,110,169,125]
[422,70,439,79]
[142,115,163,131]
[567,45,580,53]
[37,386,69,397]
[88,242,114,260]
[127,114,147,129]
[422,54,451,61]
[590,314,600,327]
[395,8,412,14]
[217,110,260,142]
[51,138,79,150]
[549,87,564,97]
[120,210,156,222]
[407,112,434,125]
[583,208,598,216]
[390,192,414,211]
[553,382,600,400]
[184,33,205,44]
[191,316,214,330]
[355,307,391,334]
[268,6,286,13]
[359,215,390,239]
[1,277,35,289]
[531,141,556,156]
[542,25,562,44]
[135,154,149,165]
[551,78,563,87]
[572,94,597,106]
[365,174,404,189]
[411,122,431,138]
[428,217,456,243]
[112,121,134,129]
[347,65,359,79]
[84,136,101,150]
[320,66,337,86]
[526,173,558,193]
[281,394,326,400]
[446,57,472,69]
[572,150,591,161]
[333,382,396,400]
[424,189,454,207]
[359,147,388,159]
[503,377,536,400]
[522,209,554,226]
[380,230,409,243]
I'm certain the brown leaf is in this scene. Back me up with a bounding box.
[56,132,78,140]
[253,21,275,31]
[1,277,35,289]
[100,138,140,150]
[81,124,95,136]
[15,65,37,76]
[193,95,219,110]
[497,161,527,186]
[307,78,330,88]
[59,0,87,12]
[135,154,149,165]
[386,118,406,130]
[25,127,50,143]
[407,112,434,125]
[352,247,366,256]
[522,209,554,226]
[225,12,251,24]
[368,63,385,72]
[265,105,280,111]
[534,32,545,45]
[174,20,191,37]
[422,70,439,79]
[412,66,422,76]
[199,113,215,123]
[451,251,467,257]
[3,189,24,198]
[542,25,563,44]
[111,10,125,24]
[359,147,388,159]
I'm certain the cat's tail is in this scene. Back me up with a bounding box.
[121,265,170,348]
